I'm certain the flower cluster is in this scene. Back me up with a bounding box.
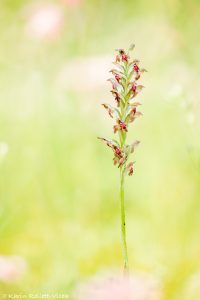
[75,271,163,300]
[98,44,146,176]
[0,255,27,283]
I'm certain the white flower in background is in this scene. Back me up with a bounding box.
[74,271,163,300]
[187,112,195,125]
[0,142,9,158]
[0,255,27,283]
[180,271,200,300]
[26,4,64,40]
[169,84,183,98]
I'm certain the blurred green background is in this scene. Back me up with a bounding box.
[0,0,200,299]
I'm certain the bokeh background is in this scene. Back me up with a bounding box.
[0,0,200,299]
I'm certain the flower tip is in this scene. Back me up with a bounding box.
[126,161,135,176]
[141,68,148,73]
[129,43,135,51]
[134,140,140,145]
[115,48,123,52]
[97,137,105,141]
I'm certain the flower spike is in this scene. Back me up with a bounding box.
[98,44,146,272]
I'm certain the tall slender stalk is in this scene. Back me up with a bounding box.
[120,167,129,272]
[98,44,146,272]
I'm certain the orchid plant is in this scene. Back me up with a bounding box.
[98,44,146,272]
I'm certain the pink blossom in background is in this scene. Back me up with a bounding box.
[26,4,64,40]
[61,0,83,7]
[58,56,112,91]
[0,255,27,283]
[75,271,163,300]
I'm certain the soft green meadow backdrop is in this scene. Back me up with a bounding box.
[0,0,200,299]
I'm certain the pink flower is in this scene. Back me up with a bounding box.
[126,162,134,176]
[115,74,121,83]
[26,5,63,40]
[116,54,121,62]
[133,63,140,73]
[119,121,127,131]
[131,83,137,93]
[75,272,163,300]
[115,49,130,63]
[121,54,129,62]
[115,147,123,157]
[113,120,127,133]
[0,255,27,283]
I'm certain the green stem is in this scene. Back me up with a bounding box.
[119,60,129,273]
[120,167,129,273]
